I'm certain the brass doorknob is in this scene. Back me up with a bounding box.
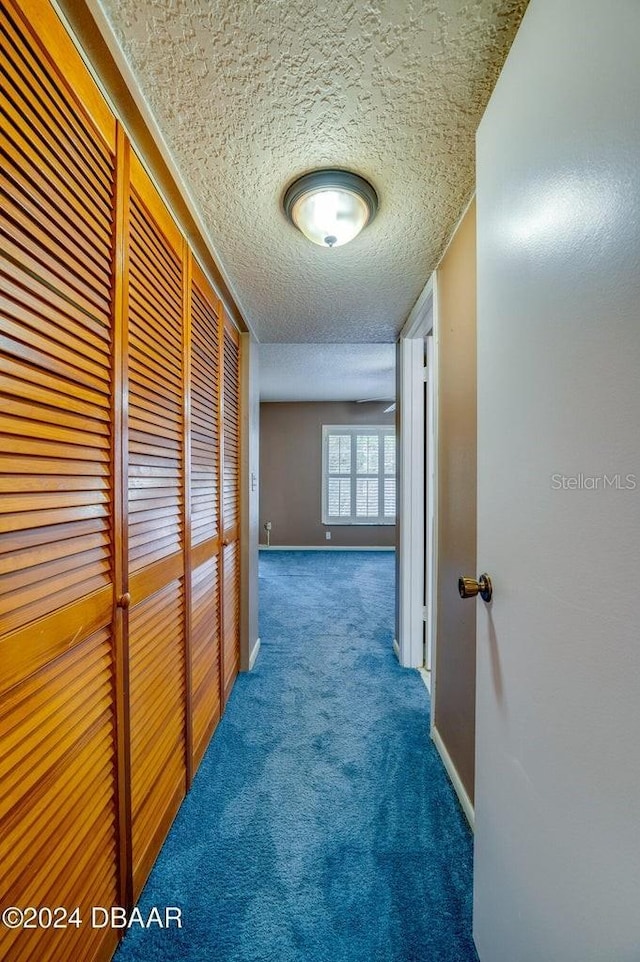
[458,574,493,603]
[222,538,230,547]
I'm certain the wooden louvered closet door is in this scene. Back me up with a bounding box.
[0,2,120,961]
[189,260,222,769]
[126,152,187,897]
[1,0,245,953]
[221,321,241,705]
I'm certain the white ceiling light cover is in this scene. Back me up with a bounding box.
[284,170,378,248]
[291,188,369,247]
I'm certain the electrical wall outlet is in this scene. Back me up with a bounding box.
[325,531,331,540]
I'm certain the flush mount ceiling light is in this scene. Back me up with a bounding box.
[283,169,378,248]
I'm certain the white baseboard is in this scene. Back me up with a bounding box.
[431,725,475,831]
[392,638,401,661]
[418,666,431,694]
[258,545,395,551]
[249,637,261,670]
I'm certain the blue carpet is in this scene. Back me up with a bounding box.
[115,550,478,962]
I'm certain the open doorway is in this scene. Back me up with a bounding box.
[397,200,478,829]
[396,275,436,692]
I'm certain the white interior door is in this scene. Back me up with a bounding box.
[473,2,640,960]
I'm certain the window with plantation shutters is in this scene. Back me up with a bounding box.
[322,425,396,525]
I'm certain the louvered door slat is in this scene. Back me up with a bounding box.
[128,185,183,574]
[1,192,110,318]
[127,258,182,338]
[188,262,222,768]
[128,239,183,311]
[0,132,112,257]
[222,329,240,533]
[0,525,105,575]
[129,580,186,894]
[221,323,241,703]
[191,556,220,766]
[1,165,111,275]
[126,154,187,899]
[0,206,111,633]
[0,376,108,420]
[0,547,109,615]
[128,290,183,363]
[129,203,183,284]
[1,9,115,315]
[1,272,111,384]
[1,6,114,190]
[222,540,240,697]
[1,7,114,179]
[0,100,113,242]
[191,273,220,545]
[0,628,119,962]
[1,4,119,960]
[2,9,113,173]
[129,348,182,393]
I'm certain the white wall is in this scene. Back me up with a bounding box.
[474,1,640,960]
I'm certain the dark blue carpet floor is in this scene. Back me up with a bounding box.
[115,550,478,962]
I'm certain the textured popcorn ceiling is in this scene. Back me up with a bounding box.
[259,343,395,401]
[96,0,527,342]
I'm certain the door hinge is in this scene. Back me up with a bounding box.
[423,605,429,621]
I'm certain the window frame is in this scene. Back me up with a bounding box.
[321,424,396,526]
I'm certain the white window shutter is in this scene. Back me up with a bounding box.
[322,425,395,526]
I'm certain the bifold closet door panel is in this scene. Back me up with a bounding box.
[0,0,115,649]
[221,537,240,703]
[0,629,119,962]
[126,152,187,896]
[1,0,115,319]
[190,263,222,768]
[190,555,220,767]
[0,2,119,960]
[221,322,241,704]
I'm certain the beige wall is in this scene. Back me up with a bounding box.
[434,200,477,803]
[260,402,396,548]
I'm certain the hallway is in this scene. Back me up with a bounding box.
[115,551,476,961]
